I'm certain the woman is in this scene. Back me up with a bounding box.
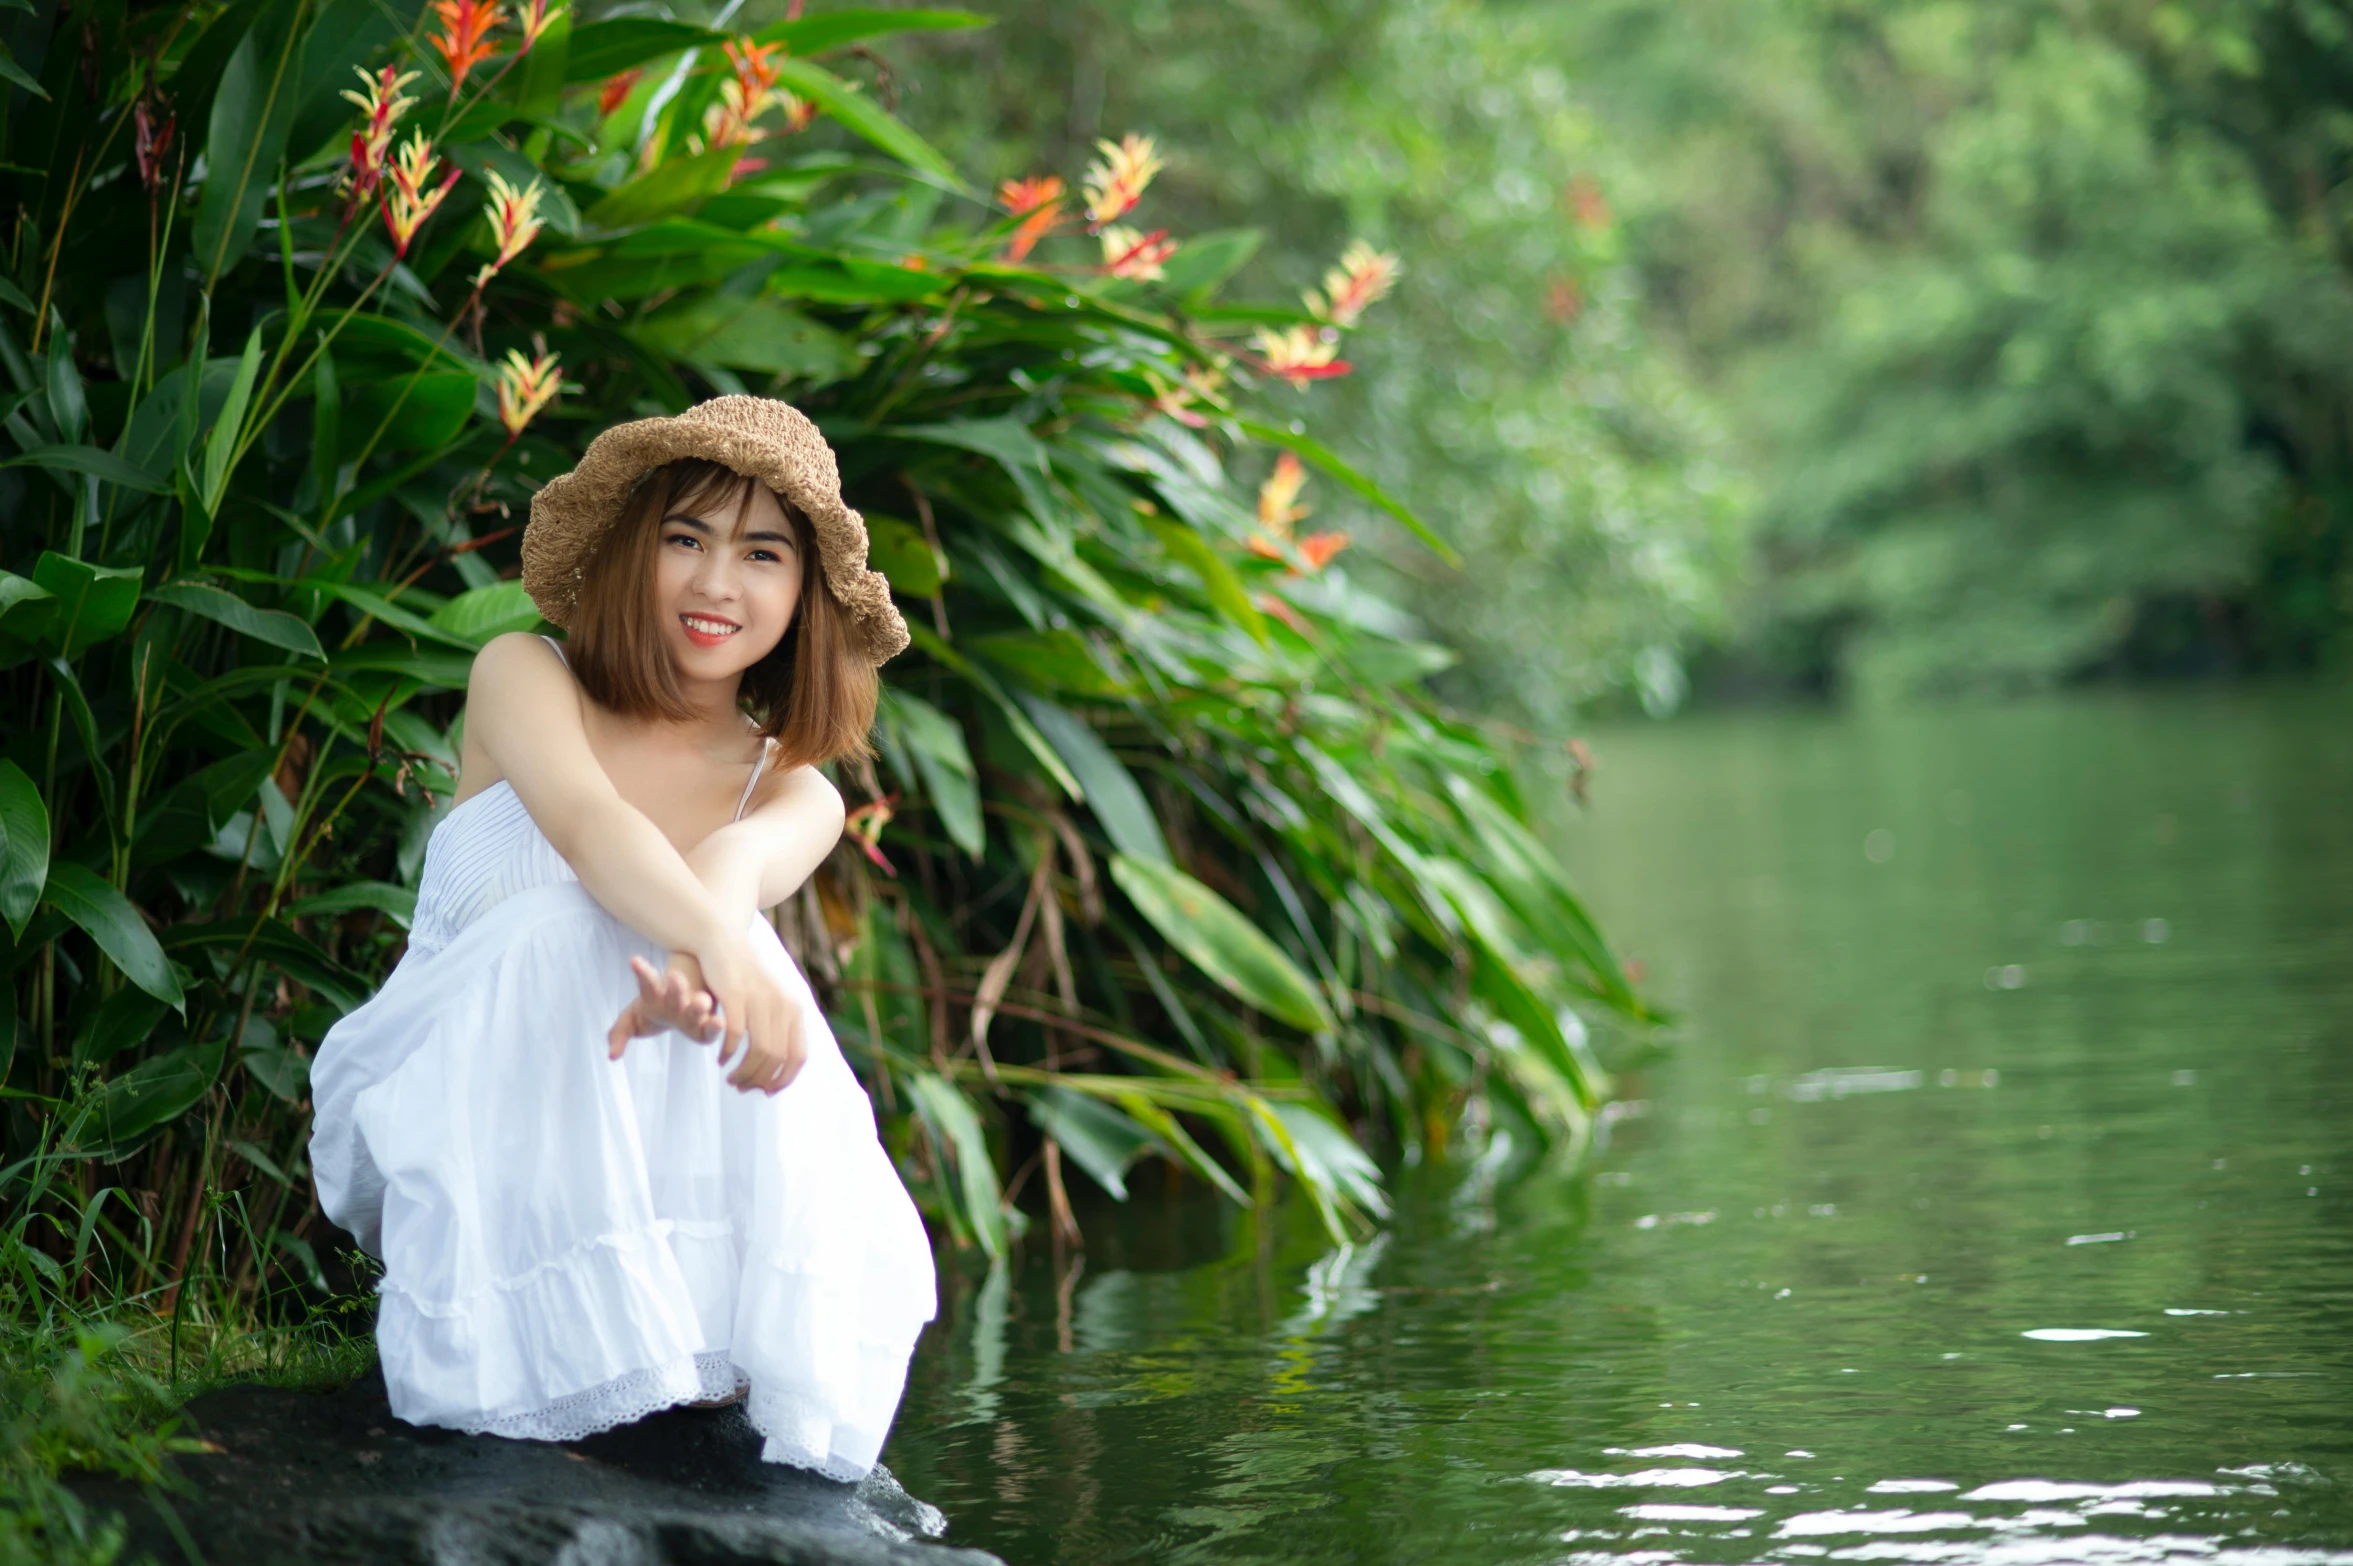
[310,396,935,1481]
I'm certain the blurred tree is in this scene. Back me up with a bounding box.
[1565,0,2353,697]
[894,0,1747,729]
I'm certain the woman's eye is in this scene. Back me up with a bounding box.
[748,548,780,563]
[665,531,703,550]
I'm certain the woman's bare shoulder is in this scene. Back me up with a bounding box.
[747,761,845,829]
[464,633,588,757]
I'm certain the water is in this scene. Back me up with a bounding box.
[884,688,2353,1564]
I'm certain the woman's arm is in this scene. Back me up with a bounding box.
[463,634,737,959]
[684,763,847,925]
[465,634,807,1091]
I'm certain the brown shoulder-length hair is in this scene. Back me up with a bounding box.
[566,457,876,770]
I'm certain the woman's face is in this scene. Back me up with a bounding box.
[653,480,804,686]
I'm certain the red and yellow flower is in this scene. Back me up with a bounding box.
[340,64,419,200]
[1099,224,1176,281]
[1256,453,1310,540]
[1306,240,1401,327]
[1251,324,1350,385]
[1083,133,1162,231]
[381,130,461,257]
[495,348,562,438]
[596,67,643,118]
[470,169,547,286]
[517,0,562,51]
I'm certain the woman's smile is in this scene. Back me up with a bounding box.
[680,612,742,647]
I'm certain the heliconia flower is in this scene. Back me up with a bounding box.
[495,348,562,438]
[430,0,506,94]
[1144,366,1219,428]
[340,64,420,200]
[1099,224,1176,281]
[778,90,818,133]
[700,38,793,149]
[1256,453,1310,539]
[1546,275,1583,325]
[998,174,1064,261]
[1294,530,1350,572]
[843,796,897,876]
[518,0,562,51]
[1251,324,1351,385]
[480,169,547,272]
[380,130,461,257]
[596,67,644,118]
[1083,133,1163,230]
[1306,240,1401,327]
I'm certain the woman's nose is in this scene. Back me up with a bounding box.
[690,549,743,600]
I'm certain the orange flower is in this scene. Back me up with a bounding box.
[1099,224,1176,281]
[1256,453,1309,539]
[1306,240,1401,327]
[429,0,506,94]
[1083,133,1162,230]
[1545,275,1583,325]
[1251,324,1350,385]
[495,348,562,438]
[1144,365,1222,428]
[596,68,643,118]
[1294,530,1350,572]
[1565,173,1611,230]
[700,38,794,150]
[339,64,419,201]
[998,174,1064,261]
[381,130,460,257]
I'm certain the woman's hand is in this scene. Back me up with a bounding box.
[695,937,808,1095]
[606,954,723,1060]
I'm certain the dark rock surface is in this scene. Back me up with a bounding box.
[74,1370,1003,1566]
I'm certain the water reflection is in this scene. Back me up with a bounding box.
[885,692,2353,1564]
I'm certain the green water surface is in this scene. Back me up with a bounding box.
[885,689,2353,1564]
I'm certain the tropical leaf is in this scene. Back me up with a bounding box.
[427,582,542,645]
[771,59,967,189]
[1016,694,1168,863]
[562,18,728,82]
[755,8,991,57]
[0,445,164,492]
[1109,853,1334,1033]
[1024,1086,1162,1200]
[41,864,183,1008]
[0,761,48,940]
[909,1069,1006,1258]
[148,581,326,661]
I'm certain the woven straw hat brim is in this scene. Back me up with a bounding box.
[522,395,909,667]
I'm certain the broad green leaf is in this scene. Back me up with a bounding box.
[70,1038,223,1155]
[160,917,368,1014]
[1239,419,1460,566]
[1016,694,1169,863]
[311,581,478,649]
[42,862,183,1007]
[771,59,966,189]
[285,879,418,930]
[30,553,141,654]
[755,9,990,57]
[1156,228,1263,298]
[70,989,169,1071]
[148,580,325,661]
[881,690,983,858]
[427,581,542,645]
[905,624,1081,799]
[1468,937,1605,1111]
[0,43,49,99]
[0,761,49,939]
[0,444,167,492]
[909,1069,1006,1258]
[865,514,947,596]
[583,144,742,229]
[1144,516,1268,644]
[634,295,859,380]
[1109,853,1334,1032]
[1113,1091,1251,1206]
[201,325,265,515]
[562,18,728,82]
[1263,1099,1389,1222]
[43,347,85,441]
[192,14,301,284]
[1024,1086,1161,1200]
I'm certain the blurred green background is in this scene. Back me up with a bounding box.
[896,0,2353,720]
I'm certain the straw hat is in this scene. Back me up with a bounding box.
[521,395,909,666]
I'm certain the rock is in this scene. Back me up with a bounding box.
[73,1369,1001,1566]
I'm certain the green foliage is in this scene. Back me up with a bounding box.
[894,0,1746,728]
[0,11,1644,1506]
[1561,0,2353,696]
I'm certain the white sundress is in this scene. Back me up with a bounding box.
[308,670,937,1481]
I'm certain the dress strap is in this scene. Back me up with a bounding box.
[538,633,569,668]
[733,737,775,822]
